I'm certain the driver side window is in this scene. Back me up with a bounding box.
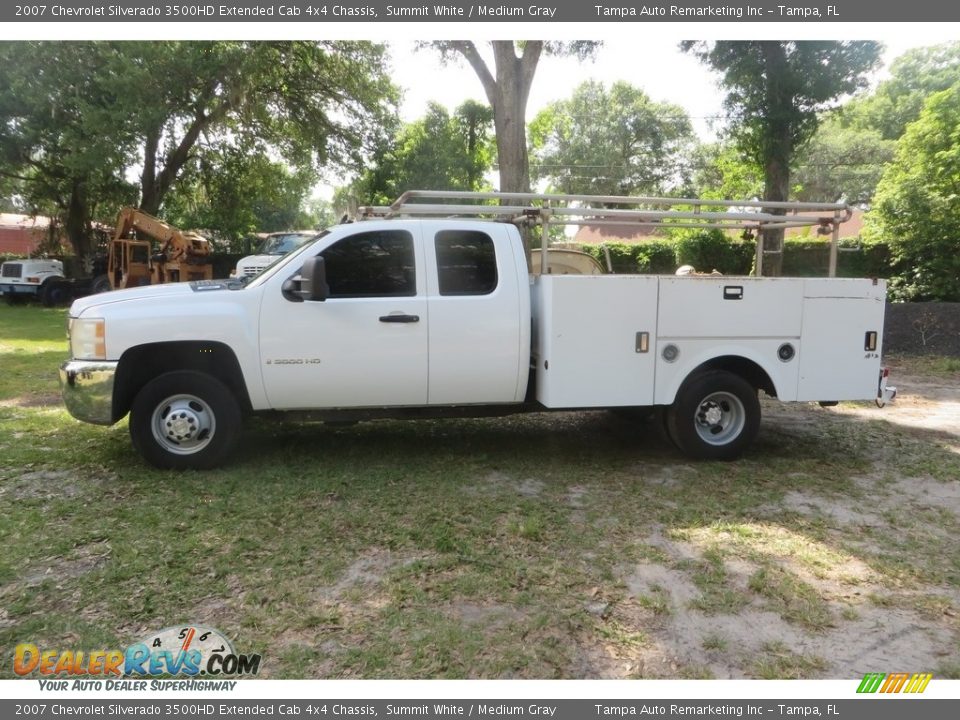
[320,230,416,298]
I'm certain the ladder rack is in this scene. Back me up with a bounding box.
[357,191,853,277]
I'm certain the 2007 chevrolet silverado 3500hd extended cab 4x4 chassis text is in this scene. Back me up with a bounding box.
[59,192,896,470]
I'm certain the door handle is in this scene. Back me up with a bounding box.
[379,314,420,323]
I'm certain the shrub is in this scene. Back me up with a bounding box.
[673,229,754,274]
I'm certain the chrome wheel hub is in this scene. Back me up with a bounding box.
[152,394,216,455]
[694,391,746,446]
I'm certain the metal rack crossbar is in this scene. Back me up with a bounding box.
[357,190,853,276]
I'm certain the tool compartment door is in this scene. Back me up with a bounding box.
[796,279,886,401]
[658,277,805,339]
[534,275,659,408]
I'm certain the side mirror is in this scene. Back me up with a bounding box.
[300,255,330,301]
[282,255,330,302]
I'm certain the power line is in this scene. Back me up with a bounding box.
[526,161,890,170]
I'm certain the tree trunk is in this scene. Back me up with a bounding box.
[491,83,530,193]
[451,41,540,195]
[760,156,791,276]
[140,127,162,216]
[139,109,218,215]
[491,42,539,194]
[65,181,92,259]
[758,42,793,277]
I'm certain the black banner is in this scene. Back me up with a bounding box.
[2,0,960,23]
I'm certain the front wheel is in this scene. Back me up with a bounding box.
[41,278,72,307]
[666,370,760,460]
[129,371,242,470]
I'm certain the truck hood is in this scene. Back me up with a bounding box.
[70,280,243,317]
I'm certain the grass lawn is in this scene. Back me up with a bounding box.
[1,304,958,679]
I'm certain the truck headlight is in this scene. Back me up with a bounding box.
[69,318,106,360]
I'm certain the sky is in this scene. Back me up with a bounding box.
[389,36,954,140]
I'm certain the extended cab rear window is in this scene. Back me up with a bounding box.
[321,230,416,298]
[435,230,498,296]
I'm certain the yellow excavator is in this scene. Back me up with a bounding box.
[107,207,213,290]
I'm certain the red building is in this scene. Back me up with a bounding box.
[0,213,56,255]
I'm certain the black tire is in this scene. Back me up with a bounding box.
[90,274,112,294]
[129,371,242,470]
[40,278,72,307]
[656,405,681,450]
[666,370,760,460]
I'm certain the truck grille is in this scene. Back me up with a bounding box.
[242,266,266,277]
[1,263,22,278]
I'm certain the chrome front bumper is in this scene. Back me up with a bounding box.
[59,360,118,426]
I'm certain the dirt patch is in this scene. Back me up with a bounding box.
[308,549,426,607]
[20,541,111,588]
[0,392,61,408]
[611,543,955,678]
[565,485,589,508]
[445,602,527,631]
[830,369,960,448]
[780,490,887,529]
[1,469,85,500]
[469,470,546,498]
[889,477,960,518]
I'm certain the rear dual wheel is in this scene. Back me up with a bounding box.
[665,370,760,460]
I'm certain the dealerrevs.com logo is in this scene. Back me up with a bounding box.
[14,626,261,679]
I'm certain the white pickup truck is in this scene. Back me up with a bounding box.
[59,192,895,469]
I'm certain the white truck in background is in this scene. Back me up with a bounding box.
[230,230,319,280]
[1,258,68,306]
[59,191,896,470]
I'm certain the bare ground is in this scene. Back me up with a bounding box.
[588,362,960,679]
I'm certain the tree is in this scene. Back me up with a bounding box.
[841,41,960,140]
[339,101,495,207]
[529,81,695,197]
[423,41,600,193]
[683,41,882,275]
[866,84,960,301]
[792,119,895,205]
[120,42,397,216]
[0,42,138,256]
[692,142,763,201]
[161,148,319,250]
[0,41,397,258]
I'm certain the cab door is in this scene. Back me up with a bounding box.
[423,222,526,405]
[259,225,428,410]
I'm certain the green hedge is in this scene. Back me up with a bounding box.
[576,231,892,279]
[579,241,677,274]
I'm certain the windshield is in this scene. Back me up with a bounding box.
[258,232,316,255]
[244,230,330,290]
